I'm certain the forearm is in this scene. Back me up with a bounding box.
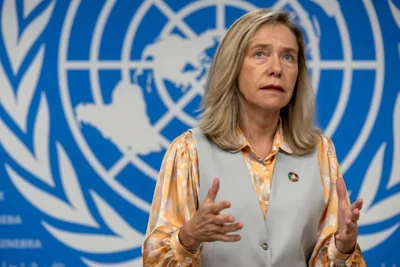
[143,225,201,266]
[142,132,201,265]
[315,234,366,267]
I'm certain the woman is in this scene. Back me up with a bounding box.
[143,8,366,266]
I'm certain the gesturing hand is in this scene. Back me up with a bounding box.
[335,176,363,253]
[179,178,243,251]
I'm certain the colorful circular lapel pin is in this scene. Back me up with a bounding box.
[288,172,299,182]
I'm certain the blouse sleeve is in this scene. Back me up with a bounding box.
[310,135,366,266]
[142,131,201,266]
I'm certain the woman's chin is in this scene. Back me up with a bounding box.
[257,101,289,112]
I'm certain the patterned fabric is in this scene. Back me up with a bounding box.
[142,122,366,266]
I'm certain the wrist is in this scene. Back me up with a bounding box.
[178,224,200,251]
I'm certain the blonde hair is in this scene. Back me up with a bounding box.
[198,8,320,155]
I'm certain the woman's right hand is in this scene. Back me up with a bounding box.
[178,178,243,251]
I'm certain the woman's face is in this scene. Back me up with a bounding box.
[238,23,299,113]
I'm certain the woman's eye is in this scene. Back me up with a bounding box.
[255,51,265,57]
[283,54,294,61]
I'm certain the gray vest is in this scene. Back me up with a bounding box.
[191,128,325,267]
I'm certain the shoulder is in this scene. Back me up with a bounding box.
[166,130,198,158]
[316,135,341,194]
[317,134,337,157]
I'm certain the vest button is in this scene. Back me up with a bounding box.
[261,242,269,250]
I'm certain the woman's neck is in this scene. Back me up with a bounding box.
[239,106,280,159]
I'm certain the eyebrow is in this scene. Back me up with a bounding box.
[249,43,298,54]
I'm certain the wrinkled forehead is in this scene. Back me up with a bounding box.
[246,23,299,51]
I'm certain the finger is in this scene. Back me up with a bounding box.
[350,198,363,211]
[213,233,241,243]
[214,214,235,225]
[205,178,220,203]
[345,219,357,233]
[336,176,349,208]
[210,222,242,235]
[350,208,360,222]
[211,200,231,214]
[208,222,243,235]
[218,222,243,234]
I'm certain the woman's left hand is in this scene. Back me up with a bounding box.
[335,176,364,254]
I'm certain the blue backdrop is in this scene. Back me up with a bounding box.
[0,0,399,266]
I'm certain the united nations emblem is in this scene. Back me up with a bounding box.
[0,0,398,265]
